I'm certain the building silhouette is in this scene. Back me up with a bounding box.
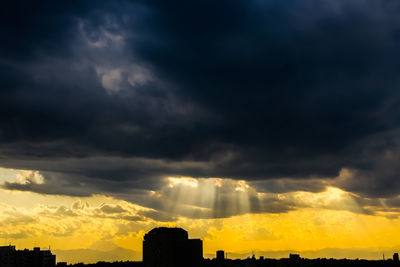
[0,245,55,267]
[216,250,225,262]
[143,227,202,267]
[394,253,399,262]
[289,253,301,261]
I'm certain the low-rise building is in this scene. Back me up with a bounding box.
[0,245,56,267]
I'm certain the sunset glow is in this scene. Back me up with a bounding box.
[2,0,400,264]
[1,169,400,263]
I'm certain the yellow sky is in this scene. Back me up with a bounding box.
[1,167,400,263]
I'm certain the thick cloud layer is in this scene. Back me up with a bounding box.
[2,0,400,211]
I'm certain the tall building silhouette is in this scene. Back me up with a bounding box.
[216,250,225,261]
[143,227,202,267]
[0,245,55,267]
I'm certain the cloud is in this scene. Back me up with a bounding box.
[1,165,399,219]
[100,204,128,214]
[0,231,29,239]
[15,170,44,185]
[0,198,154,248]
[1,0,400,213]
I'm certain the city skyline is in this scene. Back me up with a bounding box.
[3,226,400,266]
[2,0,400,264]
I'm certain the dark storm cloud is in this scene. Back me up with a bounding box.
[250,179,328,194]
[2,0,400,214]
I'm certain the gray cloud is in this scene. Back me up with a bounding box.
[1,0,400,217]
[100,204,128,214]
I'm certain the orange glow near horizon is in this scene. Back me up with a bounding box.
[1,169,400,263]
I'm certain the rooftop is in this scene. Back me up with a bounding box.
[144,227,189,241]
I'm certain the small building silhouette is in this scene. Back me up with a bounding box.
[0,245,55,267]
[289,253,301,260]
[394,253,399,262]
[143,227,202,267]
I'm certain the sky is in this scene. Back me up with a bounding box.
[2,0,400,264]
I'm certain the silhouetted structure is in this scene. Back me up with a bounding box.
[143,227,202,267]
[54,252,400,267]
[63,257,400,267]
[394,253,399,262]
[216,250,225,261]
[0,245,55,267]
[289,253,301,261]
